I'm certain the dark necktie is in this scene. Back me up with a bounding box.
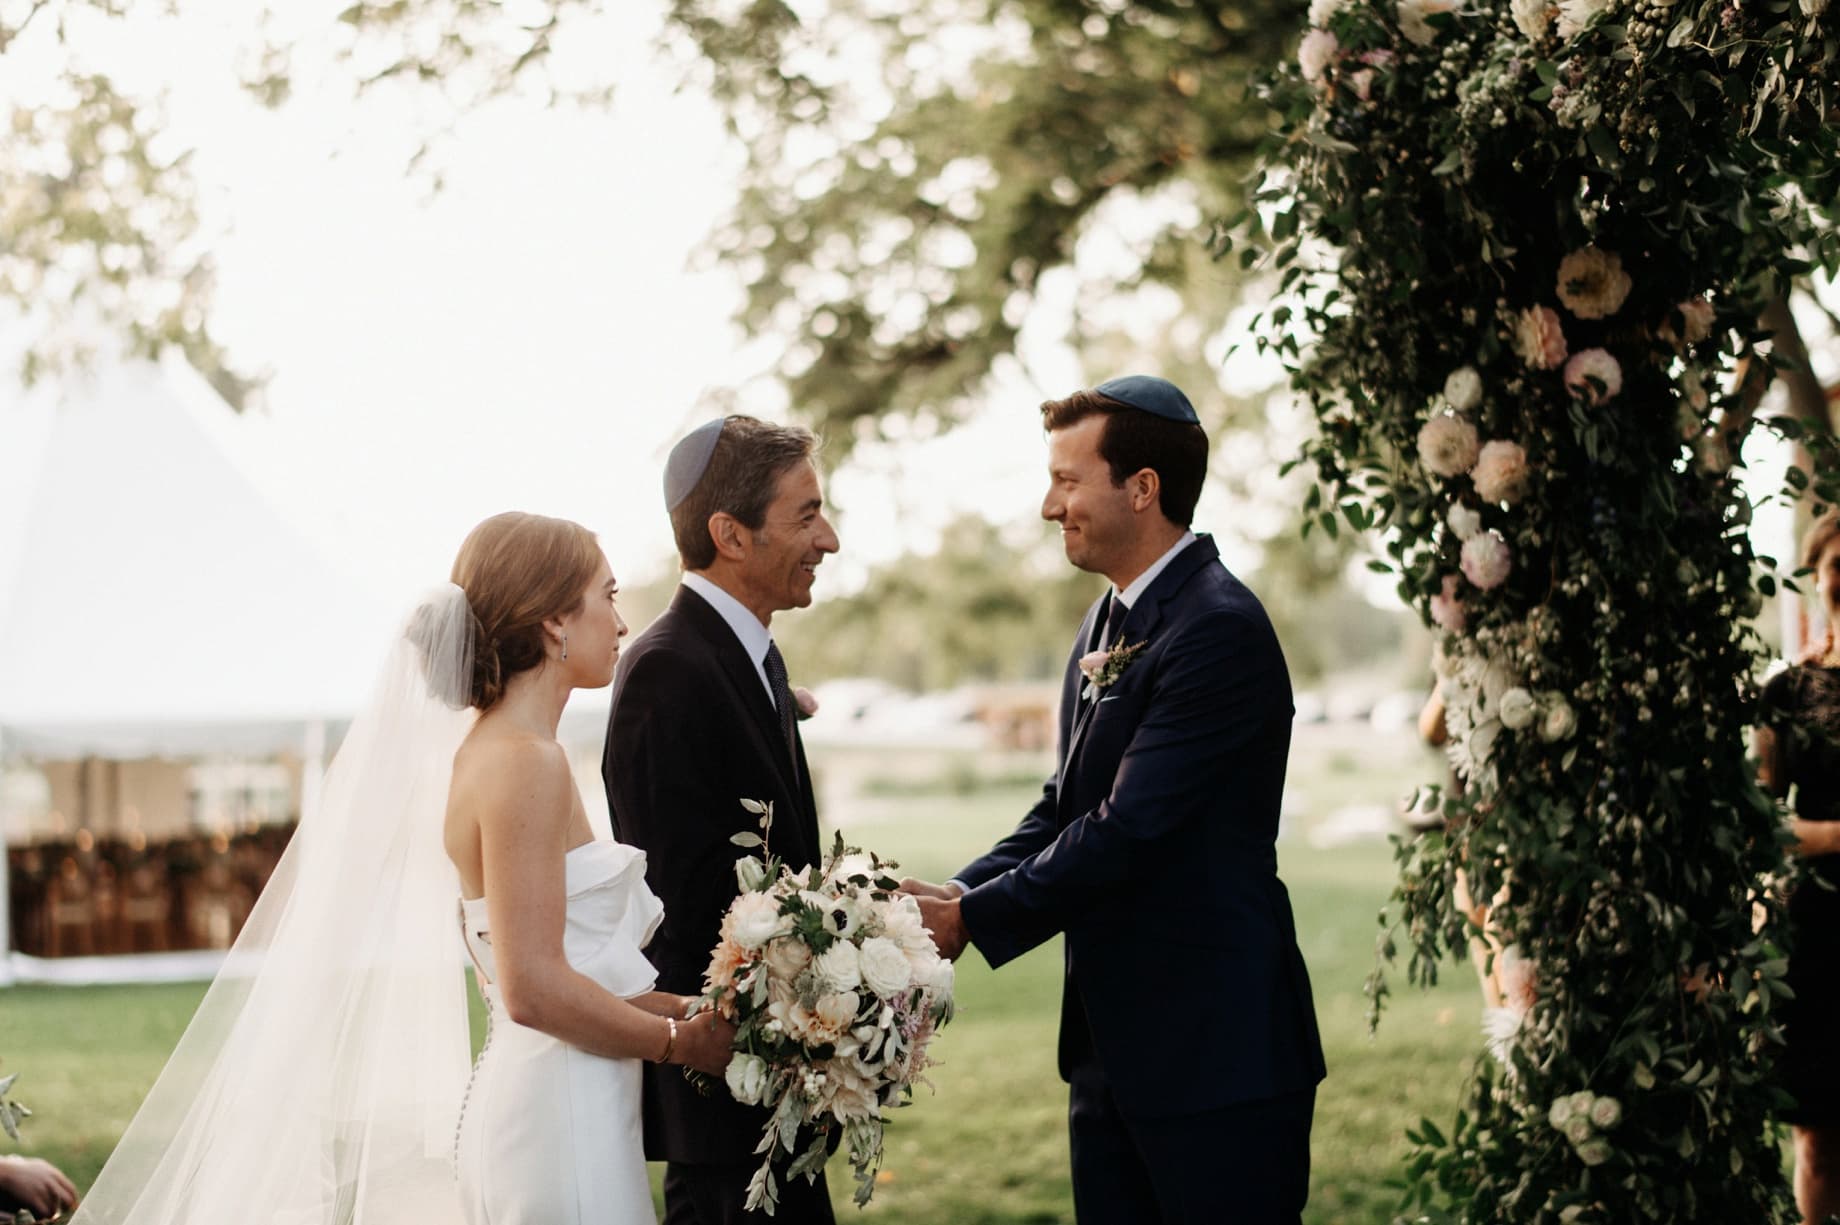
[763,640,799,773]
[1100,594,1130,651]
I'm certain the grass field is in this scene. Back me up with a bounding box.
[0,725,1487,1223]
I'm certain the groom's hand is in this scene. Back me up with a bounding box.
[916,895,969,961]
[898,877,963,901]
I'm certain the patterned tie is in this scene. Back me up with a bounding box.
[762,640,799,774]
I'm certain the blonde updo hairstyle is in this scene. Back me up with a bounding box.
[451,512,604,710]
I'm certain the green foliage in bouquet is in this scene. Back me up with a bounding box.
[695,806,956,1215]
[1233,0,1839,1215]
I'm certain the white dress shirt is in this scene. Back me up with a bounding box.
[1111,530,1198,622]
[681,572,778,706]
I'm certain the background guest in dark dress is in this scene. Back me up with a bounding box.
[1756,511,1840,1225]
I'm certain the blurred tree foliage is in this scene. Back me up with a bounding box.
[622,513,1410,689]
[2,0,1297,431]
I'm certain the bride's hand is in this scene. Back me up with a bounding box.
[672,1009,737,1078]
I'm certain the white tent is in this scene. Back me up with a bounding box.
[0,358,392,760]
[0,357,398,979]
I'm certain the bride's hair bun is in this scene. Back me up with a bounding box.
[449,512,603,710]
[404,592,483,710]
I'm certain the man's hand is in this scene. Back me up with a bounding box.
[898,877,963,901]
[0,1155,78,1218]
[916,895,969,961]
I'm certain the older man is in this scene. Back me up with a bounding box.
[604,415,840,1224]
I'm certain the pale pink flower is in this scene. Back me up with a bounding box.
[1512,305,1568,369]
[1299,28,1339,82]
[1472,440,1530,504]
[1556,246,1632,319]
[1563,347,1623,404]
[1418,414,1481,478]
[1078,649,1111,680]
[1350,68,1377,100]
[1430,574,1468,633]
[1461,532,1513,590]
[793,686,820,718]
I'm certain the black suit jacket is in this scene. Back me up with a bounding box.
[603,584,825,1164]
[957,535,1326,1117]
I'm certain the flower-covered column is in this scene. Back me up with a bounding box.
[1241,0,1838,1215]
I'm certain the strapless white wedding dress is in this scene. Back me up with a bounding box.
[455,840,665,1225]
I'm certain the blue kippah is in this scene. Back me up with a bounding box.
[1093,375,1200,425]
[663,418,727,511]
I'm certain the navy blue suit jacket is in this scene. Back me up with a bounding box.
[603,585,826,1164]
[957,535,1326,1118]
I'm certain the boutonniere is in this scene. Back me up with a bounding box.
[1079,639,1148,701]
[791,686,819,720]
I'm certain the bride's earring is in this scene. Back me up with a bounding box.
[560,632,569,662]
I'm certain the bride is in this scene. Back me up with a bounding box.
[71,512,733,1225]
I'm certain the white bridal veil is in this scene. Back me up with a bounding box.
[73,586,478,1224]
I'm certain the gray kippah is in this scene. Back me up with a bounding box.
[1093,375,1201,425]
[663,418,727,511]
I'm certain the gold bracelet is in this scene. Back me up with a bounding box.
[655,1016,678,1064]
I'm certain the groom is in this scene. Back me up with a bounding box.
[604,416,840,1224]
[906,377,1326,1223]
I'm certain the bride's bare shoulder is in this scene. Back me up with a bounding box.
[452,722,571,807]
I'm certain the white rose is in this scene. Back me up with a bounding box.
[1308,0,1346,24]
[1418,414,1481,478]
[814,941,863,993]
[1443,366,1483,412]
[1299,28,1339,82]
[1575,1137,1612,1166]
[1588,1095,1622,1129]
[1549,1095,1577,1128]
[729,893,784,951]
[1511,0,1551,38]
[1540,698,1578,742]
[1563,1113,1595,1145]
[1499,687,1538,730]
[763,934,812,982]
[724,1053,769,1106]
[1447,502,1482,542]
[858,936,914,999]
[734,855,769,893]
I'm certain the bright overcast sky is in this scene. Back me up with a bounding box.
[6,0,1835,626]
[4,0,1099,620]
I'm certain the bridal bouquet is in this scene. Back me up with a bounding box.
[692,800,956,1214]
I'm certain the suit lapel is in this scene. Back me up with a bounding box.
[1057,536,1222,790]
[671,587,806,809]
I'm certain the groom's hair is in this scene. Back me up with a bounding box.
[1042,390,1208,527]
[672,416,820,570]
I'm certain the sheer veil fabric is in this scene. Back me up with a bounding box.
[73,586,478,1224]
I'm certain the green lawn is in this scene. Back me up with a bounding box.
[1,726,1485,1223]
